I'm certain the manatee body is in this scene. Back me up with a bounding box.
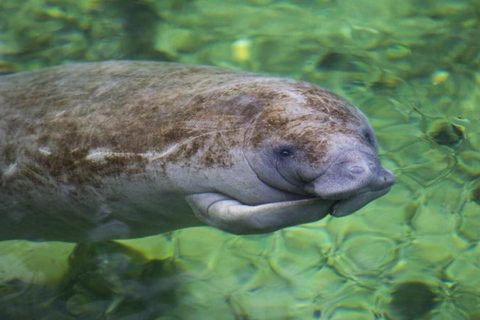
[0,61,395,242]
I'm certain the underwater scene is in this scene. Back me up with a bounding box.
[0,0,479,319]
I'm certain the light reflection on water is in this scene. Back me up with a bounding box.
[0,0,479,318]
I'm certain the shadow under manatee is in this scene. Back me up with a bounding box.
[59,240,179,319]
[0,241,179,320]
[389,281,438,320]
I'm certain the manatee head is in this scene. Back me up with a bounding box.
[242,80,395,217]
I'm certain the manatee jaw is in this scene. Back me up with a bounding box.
[329,186,392,217]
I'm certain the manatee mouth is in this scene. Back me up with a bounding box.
[303,150,396,217]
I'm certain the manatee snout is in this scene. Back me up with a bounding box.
[305,150,395,200]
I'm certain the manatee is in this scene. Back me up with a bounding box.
[0,61,395,242]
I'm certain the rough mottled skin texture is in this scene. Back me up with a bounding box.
[0,61,393,242]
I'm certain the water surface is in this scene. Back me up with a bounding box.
[0,0,479,319]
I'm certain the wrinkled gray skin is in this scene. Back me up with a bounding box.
[0,61,395,242]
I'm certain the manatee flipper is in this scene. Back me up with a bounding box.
[185,193,332,234]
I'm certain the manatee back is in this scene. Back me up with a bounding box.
[0,61,244,155]
[0,61,262,241]
[0,62,254,190]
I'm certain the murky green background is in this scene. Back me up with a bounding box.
[1,0,479,319]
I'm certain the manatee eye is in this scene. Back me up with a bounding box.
[363,131,374,146]
[276,147,295,158]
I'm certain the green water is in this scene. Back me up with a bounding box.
[0,0,479,319]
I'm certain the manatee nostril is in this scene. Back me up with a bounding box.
[368,162,375,170]
[382,170,396,187]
